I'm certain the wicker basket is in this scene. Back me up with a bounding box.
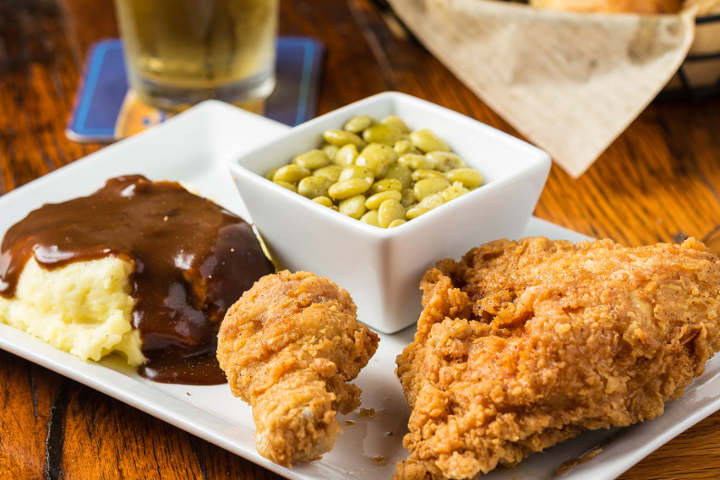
[662,13,720,98]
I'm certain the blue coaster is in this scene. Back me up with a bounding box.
[67,37,325,142]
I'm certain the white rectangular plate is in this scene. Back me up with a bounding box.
[1,100,719,480]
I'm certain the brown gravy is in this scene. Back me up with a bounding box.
[0,175,274,384]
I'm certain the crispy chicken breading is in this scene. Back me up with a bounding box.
[217,271,379,467]
[395,237,720,480]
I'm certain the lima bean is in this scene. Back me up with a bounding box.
[418,193,444,209]
[273,164,311,184]
[382,115,410,134]
[393,139,416,156]
[361,209,381,227]
[378,199,406,228]
[398,154,437,171]
[294,149,330,170]
[405,206,429,220]
[321,143,339,160]
[339,165,374,183]
[414,177,450,201]
[313,165,343,182]
[334,144,359,167]
[445,168,483,189]
[365,190,402,210]
[298,176,333,199]
[274,180,298,193]
[265,167,279,181]
[344,115,375,133]
[427,151,467,172]
[323,129,365,148]
[338,195,367,219]
[328,178,372,199]
[362,123,402,146]
[385,163,412,189]
[440,183,470,202]
[411,169,446,182]
[355,143,397,177]
[313,196,334,207]
[400,188,416,208]
[410,129,450,153]
[407,194,444,219]
[368,178,403,196]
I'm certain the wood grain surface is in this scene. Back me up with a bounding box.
[1,0,720,478]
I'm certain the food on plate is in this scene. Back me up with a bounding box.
[528,0,681,13]
[0,175,274,384]
[217,270,380,466]
[394,236,720,480]
[0,255,143,365]
[265,114,484,228]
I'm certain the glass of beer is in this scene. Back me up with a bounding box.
[113,0,279,111]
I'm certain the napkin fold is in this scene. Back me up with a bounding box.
[388,0,697,177]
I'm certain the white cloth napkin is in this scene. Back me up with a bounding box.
[389,0,696,177]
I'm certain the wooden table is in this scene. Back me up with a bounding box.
[1,0,720,478]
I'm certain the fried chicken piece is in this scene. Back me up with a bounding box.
[217,271,379,466]
[395,237,720,480]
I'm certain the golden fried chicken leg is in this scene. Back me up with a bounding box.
[395,237,720,480]
[217,271,379,466]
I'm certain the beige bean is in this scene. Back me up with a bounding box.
[328,178,372,199]
[368,178,403,196]
[344,115,375,133]
[398,153,437,171]
[427,151,467,172]
[365,190,402,210]
[414,177,450,201]
[338,165,374,183]
[293,149,330,170]
[298,176,333,199]
[361,209,381,227]
[313,165,343,182]
[338,195,367,219]
[445,168,483,189]
[405,206,429,220]
[312,196,334,207]
[323,129,365,148]
[387,219,407,228]
[273,164,311,184]
[265,167,279,181]
[406,194,444,219]
[378,199,406,228]
[334,144,359,167]
[362,123,402,146]
[418,193,445,209]
[393,139,416,156]
[411,169,446,182]
[381,115,410,134]
[440,182,470,202]
[410,129,450,153]
[321,143,339,161]
[274,180,298,193]
[385,163,412,189]
[400,188,416,208]
[355,143,397,177]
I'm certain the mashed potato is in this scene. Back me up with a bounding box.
[0,256,144,366]
[0,175,275,383]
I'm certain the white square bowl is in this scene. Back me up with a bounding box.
[229,92,551,333]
